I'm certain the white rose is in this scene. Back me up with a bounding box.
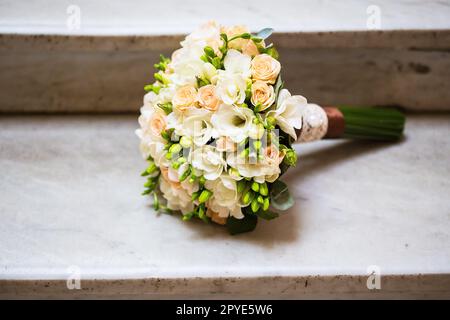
[190,145,225,180]
[266,89,306,139]
[224,49,251,79]
[159,177,194,214]
[181,20,223,54]
[211,104,254,143]
[215,72,247,105]
[206,175,244,219]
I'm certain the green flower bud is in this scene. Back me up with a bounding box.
[242,190,255,205]
[191,191,200,201]
[165,152,172,160]
[169,143,182,154]
[259,182,269,196]
[179,136,192,148]
[199,176,206,186]
[266,116,277,128]
[153,193,160,210]
[253,140,262,150]
[251,198,260,212]
[251,181,260,193]
[161,130,170,141]
[237,180,246,194]
[284,149,298,166]
[172,161,180,169]
[179,166,191,182]
[240,148,250,158]
[263,197,270,211]
[146,163,157,174]
[257,195,264,205]
[198,189,212,203]
[198,204,206,218]
[204,46,215,57]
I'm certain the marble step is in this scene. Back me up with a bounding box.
[0,114,449,298]
[1,1,450,113]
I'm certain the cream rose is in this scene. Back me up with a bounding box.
[172,84,198,111]
[197,85,220,111]
[251,54,281,84]
[250,80,275,110]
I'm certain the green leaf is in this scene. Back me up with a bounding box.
[256,209,279,220]
[269,180,294,211]
[256,28,274,40]
[274,74,283,100]
[226,214,258,235]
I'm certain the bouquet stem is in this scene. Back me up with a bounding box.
[324,106,406,141]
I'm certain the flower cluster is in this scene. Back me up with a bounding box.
[136,21,307,234]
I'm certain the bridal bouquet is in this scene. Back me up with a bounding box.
[136,21,405,234]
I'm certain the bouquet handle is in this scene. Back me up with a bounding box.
[296,105,406,142]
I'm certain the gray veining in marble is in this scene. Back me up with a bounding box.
[0,114,449,298]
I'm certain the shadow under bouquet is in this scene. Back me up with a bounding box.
[136,21,405,234]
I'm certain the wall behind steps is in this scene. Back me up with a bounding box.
[0,30,450,113]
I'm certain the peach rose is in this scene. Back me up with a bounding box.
[172,84,198,112]
[160,166,181,189]
[251,54,281,84]
[206,208,227,225]
[149,112,166,137]
[250,80,275,110]
[265,145,285,165]
[197,84,220,111]
[224,25,261,57]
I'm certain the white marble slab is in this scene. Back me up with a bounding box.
[1,0,450,35]
[0,114,449,298]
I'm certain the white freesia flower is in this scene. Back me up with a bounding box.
[223,49,251,79]
[211,105,254,143]
[205,175,243,219]
[177,108,213,147]
[159,177,194,214]
[215,72,247,105]
[190,145,225,180]
[266,89,306,139]
[170,46,218,86]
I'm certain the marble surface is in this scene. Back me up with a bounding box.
[0,114,449,298]
[1,0,450,35]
